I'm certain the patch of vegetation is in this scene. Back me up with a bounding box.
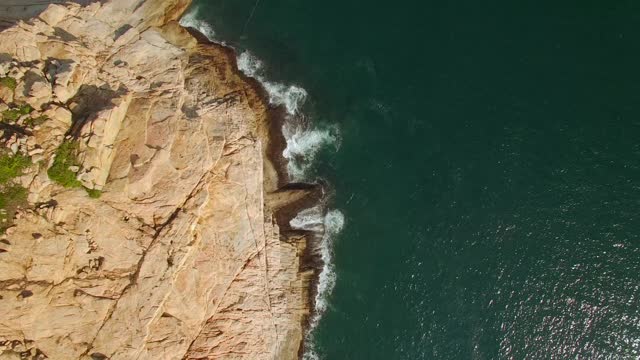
[0,184,27,233]
[0,151,30,233]
[85,188,102,198]
[0,152,31,184]
[2,104,33,123]
[0,76,17,91]
[48,141,83,188]
[47,141,101,198]
[24,115,47,127]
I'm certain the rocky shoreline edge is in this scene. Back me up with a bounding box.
[183,26,332,359]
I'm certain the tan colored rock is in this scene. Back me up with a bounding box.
[77,93,132,190]
[50,59,87,103]
[0,84,13,103]
[14,70,52,109]
[38,4,71,27]
[0,1,314,360]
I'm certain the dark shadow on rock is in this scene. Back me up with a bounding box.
[113,24,133,40]
[67,84,128,137]
[0,122,32,141]
[0,53,12,63]
[44,57,74,85]
[53,27,77,42]
[20,69,46,97]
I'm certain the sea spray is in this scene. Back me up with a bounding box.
[290,207,345,360]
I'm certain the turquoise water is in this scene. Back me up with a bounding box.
[185,1,640,358]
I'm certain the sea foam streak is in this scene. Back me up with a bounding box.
[237,51,308,115]
[179,6,216,41]
[180,8,344,359]
[291,207,345,360]
[237,51,339,180]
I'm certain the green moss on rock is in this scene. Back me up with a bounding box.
[0,152,31,184]
[2,104,33,123]
[85,188,102,198]
[24,115,47,127]
[0,184,27,233]
[0,76,17,91]
[0,151,30,233]
[48,141,83,188]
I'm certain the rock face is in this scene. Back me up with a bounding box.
[0,1,314,359]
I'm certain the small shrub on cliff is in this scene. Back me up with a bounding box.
[48,141,101,198]
[85,188,102,198]
[0,76,17,91]
[0,152,31,184]
[48,141,83,188]
[0,151,30,233]
[0,184,27,233]
[2,104,33,123]
[24,115,47,127]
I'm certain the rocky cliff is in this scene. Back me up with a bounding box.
[0,1,316,359]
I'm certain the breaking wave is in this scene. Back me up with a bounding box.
[282,122,339,181]
[290,205,325,232]
[237,49,339,180]
[290,207,345,360]
[237,51,307,115]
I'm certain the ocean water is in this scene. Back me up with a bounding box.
[183,1,640,359]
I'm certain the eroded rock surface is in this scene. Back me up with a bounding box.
[0,1,312,359]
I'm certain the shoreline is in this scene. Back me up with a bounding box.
[185,24,331,359]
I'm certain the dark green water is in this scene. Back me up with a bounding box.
[185,1,640,358]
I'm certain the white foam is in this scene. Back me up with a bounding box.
[264,82,308,115]
[315,209,344,315]
[179,6,216,41]
[290,205,325,232]
[291,208,345,360]
[236,51,308,115]
[282,123,338,181]
[239,50,330,181]
[304,348,321,360]
[236,51,263,77]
